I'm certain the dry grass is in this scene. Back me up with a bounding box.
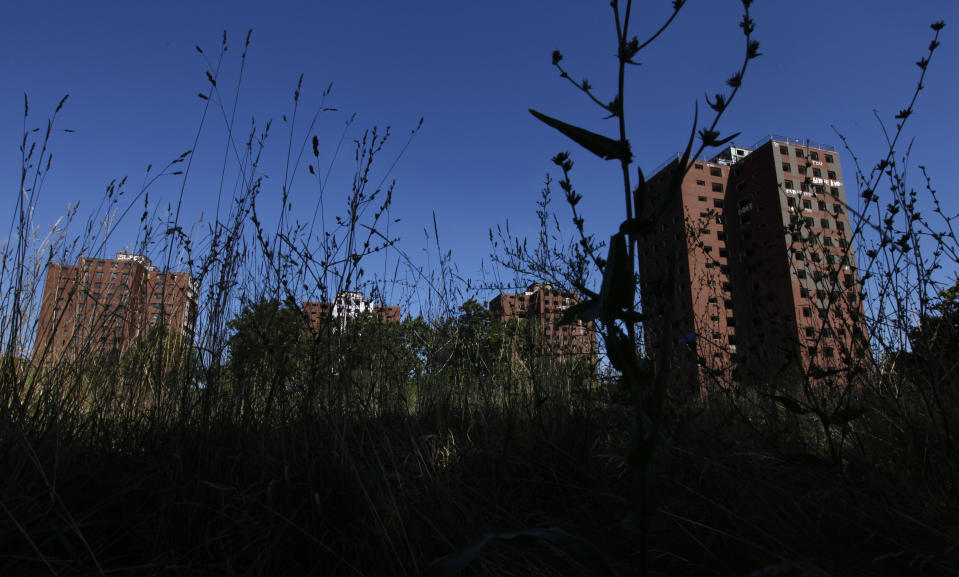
[2,23,958,577]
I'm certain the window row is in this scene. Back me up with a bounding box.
[779,145,835,165]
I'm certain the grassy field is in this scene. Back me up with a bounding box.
[2,10,957,576]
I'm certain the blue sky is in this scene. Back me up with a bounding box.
[3,1,957,314]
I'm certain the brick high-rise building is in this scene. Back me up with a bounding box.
[301,291,401,329]
[33,252,197,365]
[639,135,868,391]
[489,283,597,360]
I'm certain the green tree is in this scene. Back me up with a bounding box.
[874,279,959,491]
[910,280,959,361]
[225,298,309,423]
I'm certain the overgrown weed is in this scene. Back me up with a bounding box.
[1,17,957,577]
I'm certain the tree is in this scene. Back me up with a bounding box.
[225,298,310,423]
[910,280,959,361]
[874,279,959,490]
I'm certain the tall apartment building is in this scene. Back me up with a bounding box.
[639,135,868,391]
[301,291,401,329]
[33,252,197,365]
[489,283,597,360]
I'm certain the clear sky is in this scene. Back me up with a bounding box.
[3,1,957,314]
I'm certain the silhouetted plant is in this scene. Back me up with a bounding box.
[501,1,760,574]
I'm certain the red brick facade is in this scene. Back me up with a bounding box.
[639,136,868,391]
[33,253,197,365]
[489,283,597,360]
[301,291,401,329]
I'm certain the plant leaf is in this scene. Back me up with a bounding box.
[599,232,634,321]
[557,299,599,327]
[529,109,631,162]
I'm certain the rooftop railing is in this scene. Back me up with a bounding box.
[647,134,837,177]
[647,151,714,178]
[749,134,837,152]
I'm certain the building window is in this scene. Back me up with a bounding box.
[803,307,811,317]
[800,287,810,298]
[697,182,705,188]
[783,163,791,173]
[797,269,807,279]
[796,149,804,158]
[828,170,837,180]
[785,179,794,189]
[837,222,845,232]
[803,199,812,210]
[818,201,827,210]
[779,145,789,155]
[713,198,724,208]
[813,168,822,177]
[810,151,819,161]
[710,167,722,177]
[830,187,839,197]
[798,165,807,175]
[821,218,831,229]
[695,163,703,170]
[712,182,723,193]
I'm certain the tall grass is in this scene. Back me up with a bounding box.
[1,19,957,577]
